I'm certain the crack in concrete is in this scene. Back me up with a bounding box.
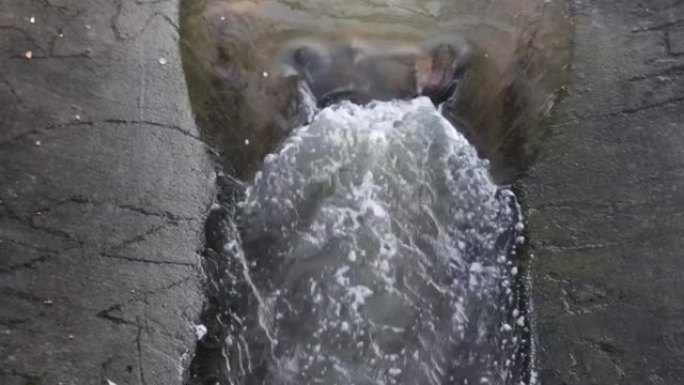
[0,216,82,253]
[0,118,218,156]
[96,276,194,328]
[107,224,169,252]
[580,338,627,378]
[110,1,179,43]
[533,196,684,211]
[136,322,149,385]
[628,63,684,81]
[0,236,59,253]
[610,95,684,115]
[631,19,684,33]
[0,254,52,275]
[0,371,45,384]
[2,287,49,304]
[100,253,195,267]
[540,233,684,256]
[135,0,173,5]
[562,94,684,121]
[99,118,216,153]
[28,216,85,246]
[97,304,133,326]
[25,194,199,223]
[665,30,684,57]
[110,0,126,43]
[3,0,87,64]
[30,195,95,214]
[3,195,202,272]
[0,72,24,104]
[98,356,120,385]
[0,26,48,56]
[1,1,209,383]
[0,120,92,147]
[116,203,200,223]
[47,9,84,56]
[541,242,622,254]
[0,318,29,326]
[35,0,71,13]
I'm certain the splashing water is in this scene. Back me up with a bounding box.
[227,97,524,385]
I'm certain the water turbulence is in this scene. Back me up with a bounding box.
[219,98,525,385]
[181,0,573,383]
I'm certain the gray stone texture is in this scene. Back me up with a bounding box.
[0,0,215,384]
[522,0,684,384]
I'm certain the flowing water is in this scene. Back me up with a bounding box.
[180,1,573,384]
[215,99,524,385]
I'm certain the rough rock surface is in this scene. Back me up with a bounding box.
[0,0,215,384]
[522,0,684,383]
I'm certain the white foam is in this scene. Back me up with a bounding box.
[233,98,524,385]
[193,324,207,340]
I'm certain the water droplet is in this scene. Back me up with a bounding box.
[388,368,402,376]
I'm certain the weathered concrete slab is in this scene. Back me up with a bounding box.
[0,0,215,384]
[523,0,684,383]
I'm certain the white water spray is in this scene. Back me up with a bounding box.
[227,97,525,385]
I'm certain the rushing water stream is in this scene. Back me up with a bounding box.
[180,1,573,383]
[213,98,525,385]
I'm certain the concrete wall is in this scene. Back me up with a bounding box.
[523,0,684,383]
[0,1,215,384]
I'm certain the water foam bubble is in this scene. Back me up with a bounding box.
[232,98,524,385]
